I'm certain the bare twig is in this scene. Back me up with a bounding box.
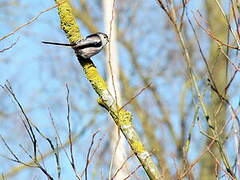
[122,164,142,180]
[2,82,37,160]
[0,37,19,53]
[208,148,236,179]
[0,83,58,179]
[187,11,218,93]
[0,135,20,162]
[0,2,66,41]
[82,130,100,180]
[120,83,151,110]
[111,153,134,180]
[194,13,240,50]
[65,84,76,171]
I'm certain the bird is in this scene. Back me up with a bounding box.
[42,32,109,59]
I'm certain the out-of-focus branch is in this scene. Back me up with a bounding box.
[200,0,230,178]
[120,71,172,178]
[103,1,129,179]
[121,39,178,146]
[156,0,235,178]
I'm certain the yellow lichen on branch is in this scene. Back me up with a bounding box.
[55,0,81,43]
[118,109,132,126]
[132,141,145,153]
[81,61,108,91]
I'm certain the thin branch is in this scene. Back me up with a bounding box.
[122,164,142,180]
[111,153,134,180]
[120,83,151,110]
[82,130,100,180]
[2,82,37,160]
[65,84,76,171]
[194,12,240,50]
[0,2,65,41]
[0,37,19,53]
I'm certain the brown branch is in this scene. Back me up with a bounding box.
[194,13,240,50]
[0,37,19,53]
[0,2,66,41]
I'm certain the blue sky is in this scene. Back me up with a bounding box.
[0,0,239,179]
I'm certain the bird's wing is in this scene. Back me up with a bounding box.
[73,36,102,49]
[86,33,100,38]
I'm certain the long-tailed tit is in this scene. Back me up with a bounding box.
[42,32,109,59]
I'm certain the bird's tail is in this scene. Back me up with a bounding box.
[42,41,75,47]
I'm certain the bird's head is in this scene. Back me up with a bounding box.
[97,32,109,47]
